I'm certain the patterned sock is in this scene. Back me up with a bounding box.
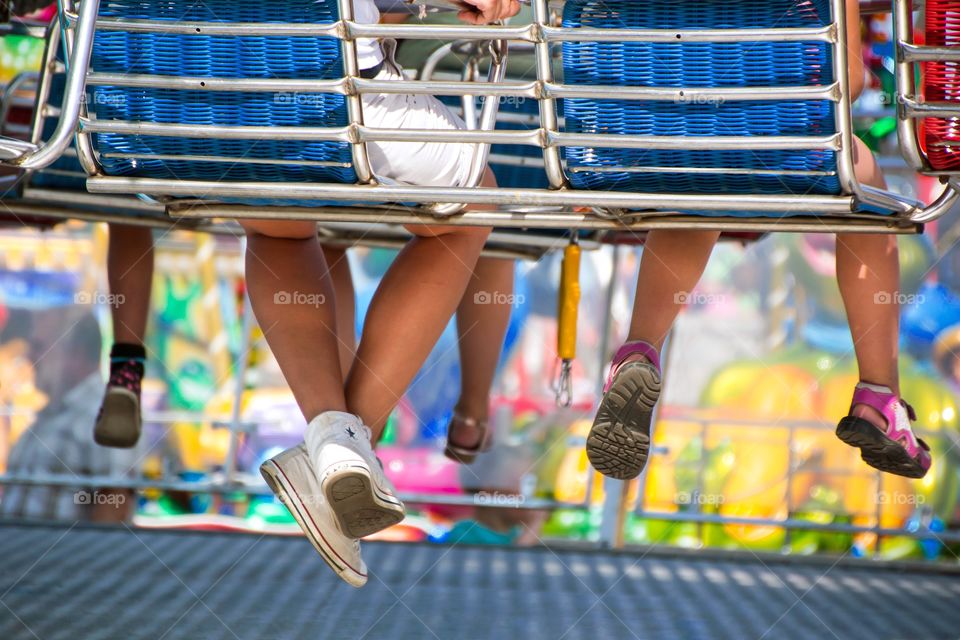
[107,343,146,398]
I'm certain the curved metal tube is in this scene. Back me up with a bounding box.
[1,0,100,169]
[910,178,960,223]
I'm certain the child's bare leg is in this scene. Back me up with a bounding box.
[587,228,719,479]
[321,245,356,380]
[345,170,496,437]
[627,229,721,351]
[242,221,348,420]
[450,256,514,451]
[836,139,900,425]
[107,224,153,345]
[93,224,154,448]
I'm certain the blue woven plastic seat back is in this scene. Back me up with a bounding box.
[489,97,551,189]
[561,0,841,198]
[89,0,356,185]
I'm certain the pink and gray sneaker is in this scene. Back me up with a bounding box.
[94,345,145,449]
[836,382,932,479]
[586,340,662,480]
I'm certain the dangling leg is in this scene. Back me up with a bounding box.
[587,229,720,479]
[94,224,154,448]
[445,256,515,463]
[835,139,930,478]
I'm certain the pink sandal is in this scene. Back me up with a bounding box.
[443,413,492,465]
[586,340,662,480]
[836,382,932,479]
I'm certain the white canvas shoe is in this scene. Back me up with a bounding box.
[305,411,405,538]
[260,444,368,588]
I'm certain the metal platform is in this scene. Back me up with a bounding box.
[1,523,959,639]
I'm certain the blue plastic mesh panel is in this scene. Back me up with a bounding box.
[89,0,356,190]
[561,0,841,200]
[489,98,551,190]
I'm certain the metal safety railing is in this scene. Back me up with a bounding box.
[0,0,952,232]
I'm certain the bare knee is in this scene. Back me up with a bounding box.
[240,219,317,240]
[403,223,492,240]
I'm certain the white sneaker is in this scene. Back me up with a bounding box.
[260,444,368,588]
[305,411,405,538]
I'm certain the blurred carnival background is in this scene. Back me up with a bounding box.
[0,5,958,562]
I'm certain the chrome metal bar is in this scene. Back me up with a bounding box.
[900,42,960,62]
[534,0,568,189]
[89,176,871,212]
[101,152,352,168]
[547,83,840,102]
[336,0,373,183]
[165,203,922,234]
[5,0,100,169]
[550,132,842,151]
[85,72,350,93]
[86,72,840,104]
[22,186,165,212]
[81,119,354,141]
[61,0,103,176]
[0,199,229,233]
[82,119,842,152]
[830,0,861,198]
[75,13,341,37]
[904,98,960,118]
[910,179,960,223]
[350,22,838,43]
[894,0,929,172]
[0,139,37,161]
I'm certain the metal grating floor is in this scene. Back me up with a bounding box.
[1,522,959,640]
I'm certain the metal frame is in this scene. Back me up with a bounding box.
[2,0,946,232]
[894,0,960,179]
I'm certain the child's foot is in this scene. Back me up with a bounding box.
[305,411,405,539]
[260,444,367,588]
[444,411,491,465]
[836,382,932,479]
[586,341,662,480]
[93,345,145,449]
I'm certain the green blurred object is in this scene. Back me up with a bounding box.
[248,498,296,525]
[380,413,398,445]
[542,507,601,541]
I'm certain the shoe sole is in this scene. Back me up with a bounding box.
[836,416,928,479]
[93,389,141,449]
[260,458,367,588]
[323,463,405,539]
[586,362,661,480]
